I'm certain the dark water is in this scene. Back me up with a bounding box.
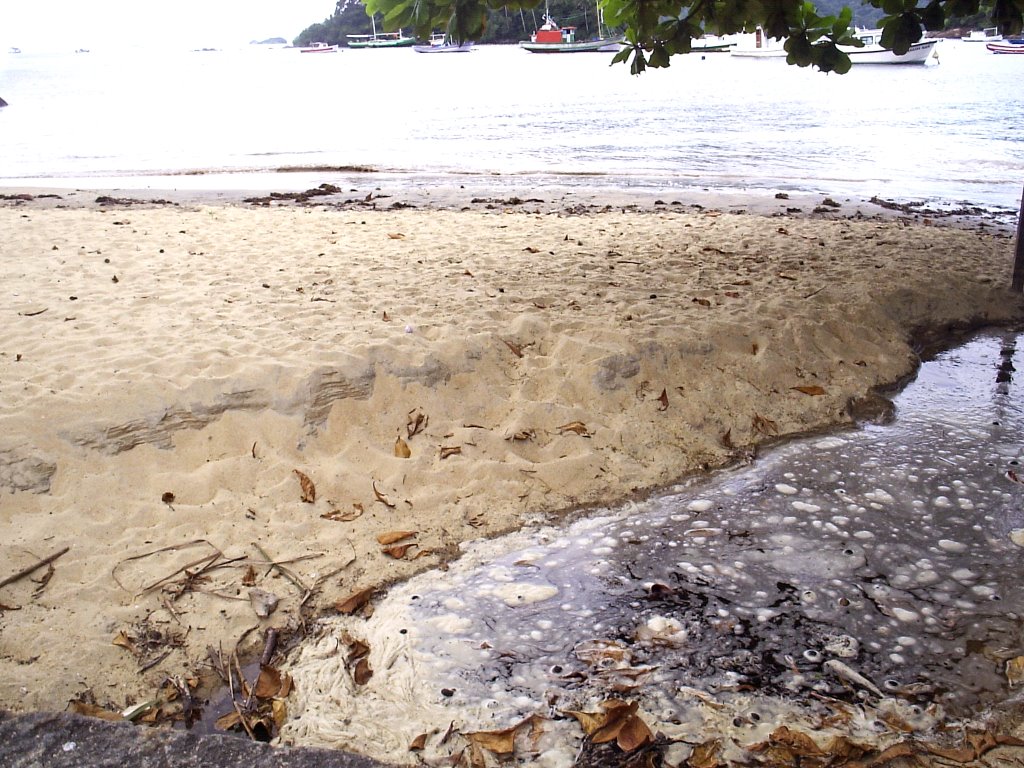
[283,329,1024,762]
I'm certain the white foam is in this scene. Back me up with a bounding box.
[687,499,714,512]
[775,483,799,495]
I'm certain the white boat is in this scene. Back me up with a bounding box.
[986,39,1024,53]
[841,29,939,64]
[732,27,939,64]
[347,17,416,48]
[300,42,339,53]
[413,33,474,53]
[962,27,1003,42]
[520,0,623,53]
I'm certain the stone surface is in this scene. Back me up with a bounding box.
[0,711,392,768]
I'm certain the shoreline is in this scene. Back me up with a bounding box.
[1,187,1022,758]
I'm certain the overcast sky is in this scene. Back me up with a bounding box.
[4,0,339,52]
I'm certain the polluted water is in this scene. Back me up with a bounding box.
[280,329,1024,766]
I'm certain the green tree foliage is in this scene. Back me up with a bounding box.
[349,0,1023,71]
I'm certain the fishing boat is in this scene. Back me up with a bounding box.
[690,35,735,52]
[347,18,416,48]
[962,27,1003,42]
[300,42,339,53]
[413,32,474,53]
[520,1,623,53]
[732,26,938,64]
[840,28,939,64]
[986,39,1024,53]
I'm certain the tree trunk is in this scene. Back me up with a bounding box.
[1013,182,1024,292]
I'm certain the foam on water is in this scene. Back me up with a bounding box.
[281,331,1024,764]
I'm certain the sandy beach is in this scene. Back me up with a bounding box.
[1,184,1022,760]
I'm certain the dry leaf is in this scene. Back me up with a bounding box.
[409,733,428,751]
[466,726,517,755]
[112,630,137,653]
[241,565,257,587]
[161,491,175,504]
[503,339,524,358]
[615,710,653,752]
[294,469,316,503]
[67,700,124,722]
[376,530,416,545]
[558,421,590,437]
[387,232,405,240]
[215,710,243,731]
[372,481,395,508]
[335,587,375,615]
[383,543,417,559]
[791,385,826,396]
[508,429,535,442]
[394,436,411,458]
[524,246,540,253]
[321,505,363,522]
[407,410,427,438]
[689,739,724,768]
[352,657,373,685]
[271,699,288,729]
[692,297,711,307]
[657,388,669,411]
[440,445,462,459]
[1007,656,1024,686]
[752,413,779,436]
[721,429,734,449]
[253,665,282,698]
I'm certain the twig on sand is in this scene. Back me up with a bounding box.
[0,546,70,590]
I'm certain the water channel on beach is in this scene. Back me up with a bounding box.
[282,328,1024,766]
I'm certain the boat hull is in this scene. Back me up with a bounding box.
[843,39,938,64]
[519,38,622,53]
[986,41,1024,53]
[413,41,474,52]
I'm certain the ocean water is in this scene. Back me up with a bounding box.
[1,41,1022,210]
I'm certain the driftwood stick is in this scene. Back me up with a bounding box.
[0,546,70,589]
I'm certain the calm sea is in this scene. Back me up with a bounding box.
[1,41,1022,210]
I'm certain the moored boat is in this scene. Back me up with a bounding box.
[962,27,1003,42]
[986,40,1024,53]
[348,18,416,48]
[520,1,622,53]
[840,29,939,64]
[413,33,474,53]
[300,42,339,53]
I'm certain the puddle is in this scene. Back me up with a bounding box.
[280,329,1024,766]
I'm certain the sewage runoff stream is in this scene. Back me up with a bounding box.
[281,329,1024,766]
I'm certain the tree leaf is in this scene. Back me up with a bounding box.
[294,469,316,503]
[616,712,653,752]
[465,726,517,754]
[440,445,462,459]
[372,481,395,508]
[253,665,283,698]
[558,421,590,436]
[352,657,373,685]
[394,436,411,458]
[383,543,417,559]
[409,733,428,751]
[657,388,669,410]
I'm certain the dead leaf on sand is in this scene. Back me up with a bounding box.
[791,385,826,396]
[387,232,405,240]
[335,586,375,615]
[294,470,316,503]
[407,409,428,438]
[564,699,652,752]
[440,445,462,459]
[68,700,124,722]
[409,733,428,751]
[524,246,541,253]
[558,421,591,437]
[321,504,364,522]
[752,413,779,436]
[1007,656,1024,686]
[372,481,396,508]
[657,388,669,411]
[394,436,412,458]
[376,531,417,545]
[383,543,417,559]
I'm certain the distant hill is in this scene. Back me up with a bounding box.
[251,37,287,45]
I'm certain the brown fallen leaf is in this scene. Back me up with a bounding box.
[558,421,590,437]
[752,413,779,436]
[508,429,535,442]
[376,530,417,545]
[394,436,411,458]
[503,339,524,358]
[657,388,669,411]
[791,385,826,396]
[721,429,734,449]
[253,665,283,698]
[407,409,428,438]
[335,586,375,615]
[112,630,137,653]
[241,565,257,587]
[161,491,175,504]
[1007,655,1024,686]
[688,739,724,768]
[383,543,417,559]
[352,657,373,685]
[382,310,390,322]
[409,733,428,751]
[387,232,405,240]
[68,700,125,722]
[294,469,316,503]
[372,481,395,508]
[692,297,711,307]
[215,710,243,731]
[321,505,364,522]
[524,246,540,253]
[440,445,462,459]
[465,726,517,755]
[271,699,288,729]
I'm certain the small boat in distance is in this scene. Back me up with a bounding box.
[986,39,1024,53]
[348,17,416,48]
[300,42,339,53]
[962,27,1003,42]
[520,0,623,53]
[840,29,939,64]
[413,32,474,53]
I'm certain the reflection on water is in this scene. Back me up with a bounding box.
[283,330,1024,764]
